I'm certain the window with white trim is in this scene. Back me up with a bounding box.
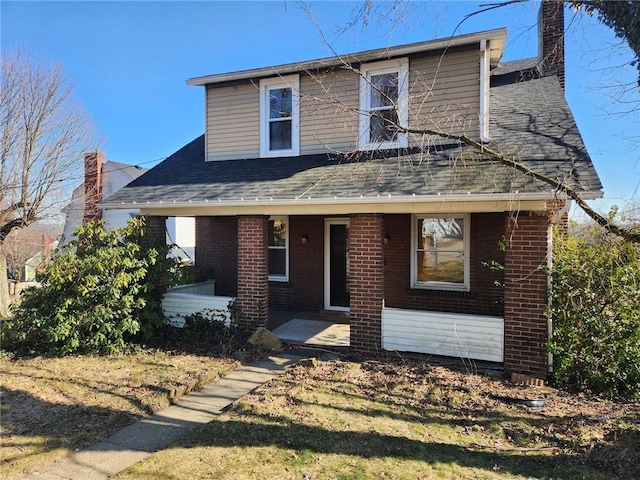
[412,215,469,291]
[268,216,288,281]
[259,75,299,157]
[359,58,409,150]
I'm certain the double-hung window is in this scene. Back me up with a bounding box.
[259,75,299,157]
[268,216,288,281]
[412,215,469,291]
[359,58,409,149]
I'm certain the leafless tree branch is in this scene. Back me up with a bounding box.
[0,49,97,317]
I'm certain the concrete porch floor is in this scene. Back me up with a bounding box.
[268,310,350,348]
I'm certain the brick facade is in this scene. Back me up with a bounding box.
[503,213,550,377]
[195,216,238,296]
[383,213,504,316]
[349,214,384,356]
[143,216,167,249]
[236,215,269,331]
[269,215,325,311]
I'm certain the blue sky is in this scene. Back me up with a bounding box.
[2,1,638,214]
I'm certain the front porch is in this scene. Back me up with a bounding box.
[162,282,351,347]
[154,210,554,379]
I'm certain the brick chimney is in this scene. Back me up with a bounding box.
[38,234,53,272]
[538,0,565,91]
[83,151,104,224]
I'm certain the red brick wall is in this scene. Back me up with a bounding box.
[195,217,238,296]
[383,213,504,316]
[269,215,325,311]
[504,213,550,378]
[143,216,167,249]
[237,215,269,331]
[349,214,384,356]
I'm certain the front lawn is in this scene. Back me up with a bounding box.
[0,350,239,480]
[115,360,640,480]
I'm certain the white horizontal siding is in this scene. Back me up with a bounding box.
[162,281,235,327]
[381,307,503,362]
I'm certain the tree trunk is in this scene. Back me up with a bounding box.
[0,243,12,318]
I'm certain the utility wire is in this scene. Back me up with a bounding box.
[0,156,166,194]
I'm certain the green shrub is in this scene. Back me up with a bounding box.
[549,229,640,400]
[153,305,247,356]
[2,218,181,355]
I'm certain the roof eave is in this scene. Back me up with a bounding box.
[101,190,600,211]
[186,28,507,86]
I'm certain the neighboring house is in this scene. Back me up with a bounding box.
[5,228,59,282]
[23,236,59,282]
[60,154,149,245]
[104,3,603,379]
[61,153,195,261]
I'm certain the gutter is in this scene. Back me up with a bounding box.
[101,191,596,210]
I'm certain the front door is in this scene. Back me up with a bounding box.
[324,219,349,311]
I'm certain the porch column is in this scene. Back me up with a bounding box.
[236,215,269,332]
[349,214,384,356]
[504,213,551,379]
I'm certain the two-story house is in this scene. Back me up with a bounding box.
[104,3,602,379]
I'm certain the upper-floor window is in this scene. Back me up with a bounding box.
[359,58,409,150]
[411,215,469,291]
[268,216,288,281]
[259,75,299,157]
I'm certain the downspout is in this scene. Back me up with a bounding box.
[547,200,570,374]
[547,222,554,374]
[479,39,491,142]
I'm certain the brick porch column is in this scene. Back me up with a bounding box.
[349,214,384,357]
[236,215,269,332]
[504,213,551,379]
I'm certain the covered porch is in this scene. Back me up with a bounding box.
[152,202,556,378]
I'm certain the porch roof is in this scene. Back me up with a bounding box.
[103,60,603,214]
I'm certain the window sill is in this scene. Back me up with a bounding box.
[406,288,476,298]
[268,277,289,283]
[358,140,408,151]
[260,149,299,158]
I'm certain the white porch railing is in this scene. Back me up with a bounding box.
[162,280,235,327]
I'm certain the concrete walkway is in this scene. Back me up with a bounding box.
[19,354,301,480]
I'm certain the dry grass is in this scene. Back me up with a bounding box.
[0,350,239,480]
[115,359,640,480]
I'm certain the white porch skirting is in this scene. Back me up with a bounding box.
[381,307,504,362]
[162,280,235,327]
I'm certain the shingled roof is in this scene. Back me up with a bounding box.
[104,59,602,209]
